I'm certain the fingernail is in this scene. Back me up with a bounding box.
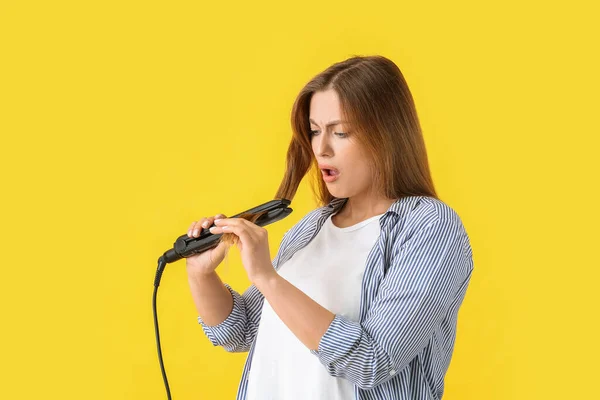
[215,219,222,224]
[202,221,208,227]
[193,229,198,236]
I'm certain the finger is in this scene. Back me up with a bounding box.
[209,220,238,233]
[191,219,209,237]
[209,225,225,234]
[218,224,257,246]
[211,221,248,237]
[188,221,198,237]
[203,214,227,229]
[214,217,240,226]
[215,218,257,232]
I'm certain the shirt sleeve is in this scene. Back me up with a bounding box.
[197,226,293,353]
[197,282,265,353]
[309,216,473,390]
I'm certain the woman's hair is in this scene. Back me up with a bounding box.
[219,54,438,247]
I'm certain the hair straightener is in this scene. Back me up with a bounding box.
[160,198,293,264]
[152,199,293,399]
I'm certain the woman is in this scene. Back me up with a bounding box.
[185,55,474,400]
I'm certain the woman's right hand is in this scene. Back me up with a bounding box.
[185,213,229,280]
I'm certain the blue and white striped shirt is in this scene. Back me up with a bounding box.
[198,195,474,399]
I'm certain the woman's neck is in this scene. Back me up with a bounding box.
[334,196,396,224]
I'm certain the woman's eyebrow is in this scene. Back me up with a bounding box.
[309,119,349,128]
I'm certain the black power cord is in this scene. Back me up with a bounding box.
[151,199,294,398]
[153,256,172,399]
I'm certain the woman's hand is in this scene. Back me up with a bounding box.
[185,213,229,280]
[210,217,276,286]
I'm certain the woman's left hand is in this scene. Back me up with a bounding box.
[210,217,276,286]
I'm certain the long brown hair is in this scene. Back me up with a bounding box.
[220,54,438,247]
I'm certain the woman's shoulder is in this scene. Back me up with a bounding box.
[408,196,464,225]
[391,196,469,248]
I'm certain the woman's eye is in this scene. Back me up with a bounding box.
[309,130,347,138]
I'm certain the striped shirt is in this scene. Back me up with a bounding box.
[198,195,474,399]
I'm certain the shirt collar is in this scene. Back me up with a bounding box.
[322,196,424,227]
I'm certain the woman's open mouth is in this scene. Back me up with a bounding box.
[321,168,340,182]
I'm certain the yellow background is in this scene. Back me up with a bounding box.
[1,1,598,399]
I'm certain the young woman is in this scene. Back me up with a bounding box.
[185,55,474,400]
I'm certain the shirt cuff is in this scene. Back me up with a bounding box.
[309,314,363,364]
[310,314,398,385]
[197,283,246,347]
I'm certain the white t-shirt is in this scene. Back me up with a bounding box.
[246,211,384,400]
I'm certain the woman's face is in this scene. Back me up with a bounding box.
[309,89,375,199]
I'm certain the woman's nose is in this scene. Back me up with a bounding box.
[315,136,332,155]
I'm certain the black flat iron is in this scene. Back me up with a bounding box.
[160,198,293,264]
[152,199,293,399]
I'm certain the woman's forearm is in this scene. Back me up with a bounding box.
[187,271,233,327]
[254,270,335,351]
